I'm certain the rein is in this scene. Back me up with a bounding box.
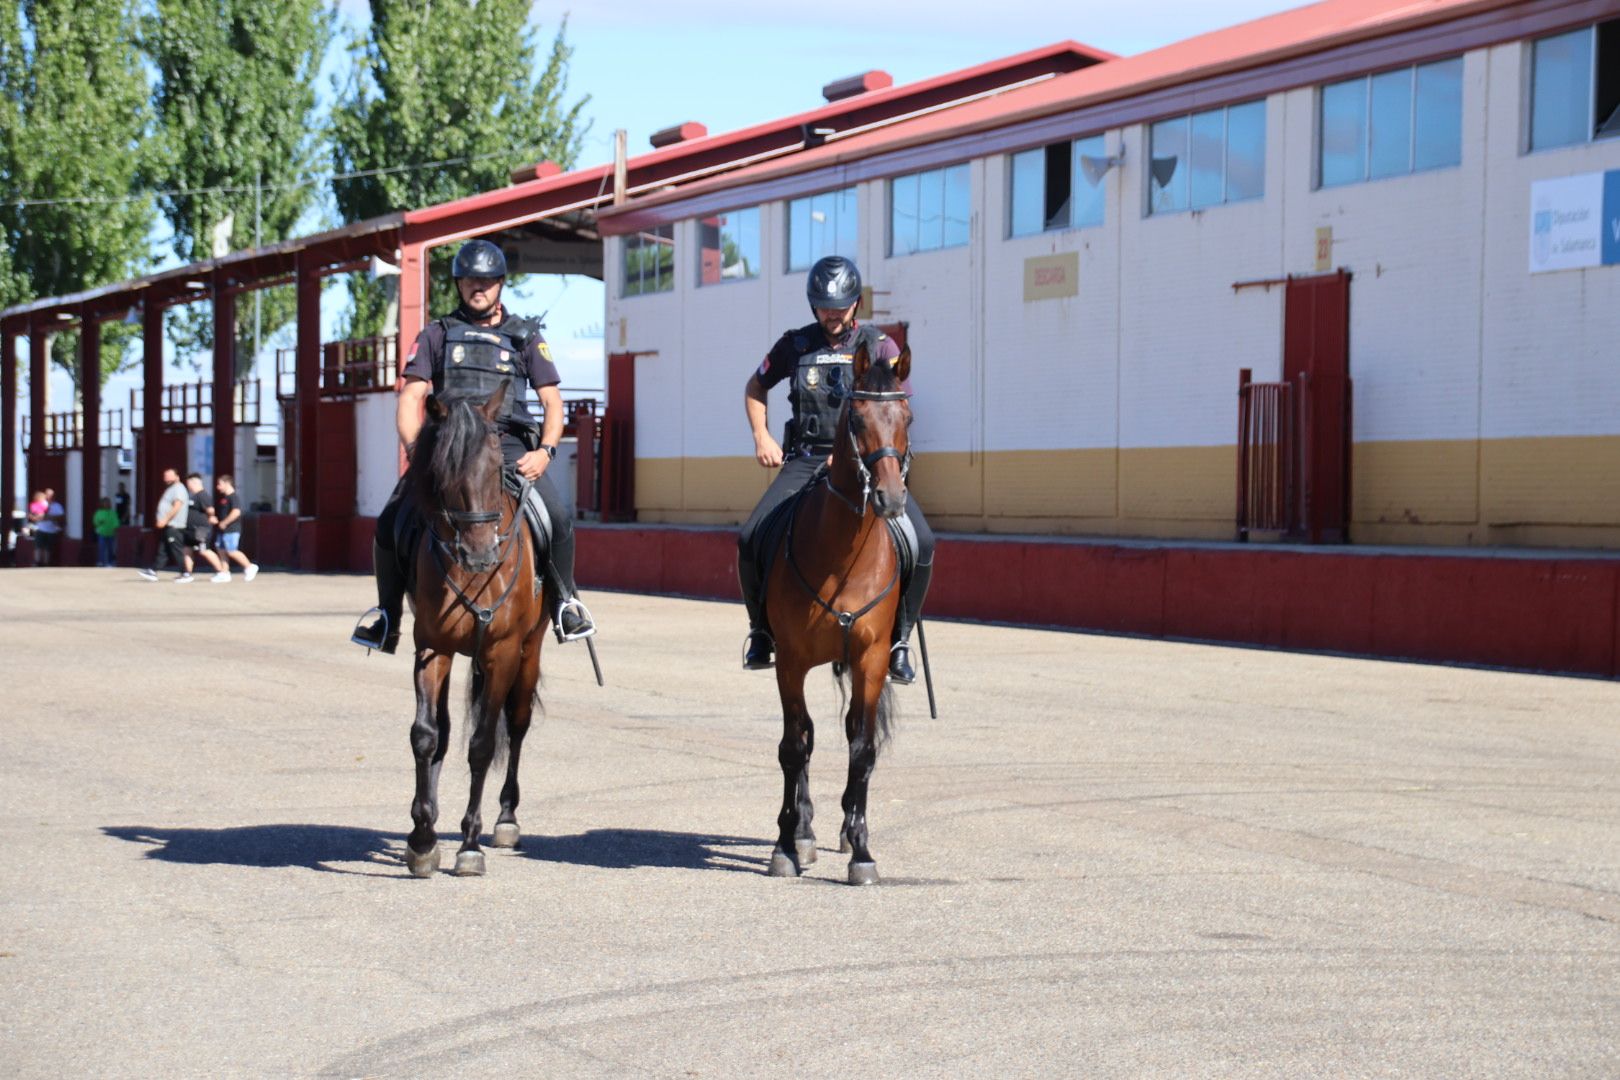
[821,388,913,519]
[427,476,531,632]
[789,385,910,670]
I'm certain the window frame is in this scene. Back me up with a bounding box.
[1006,133,1108,239]
[694,206,761,288]
[1316,57,1464,187]
[1147,99,1268,215]
[621,224,676,299]
[1527,21,1620,152]
[785,186,859,273]
[888,162,971,258]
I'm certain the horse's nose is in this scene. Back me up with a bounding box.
[873,488,907,519]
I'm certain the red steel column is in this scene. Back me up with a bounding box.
[81,315,102,551]
[295,251,321,516]
[211,276,236,482]
[2,319,17,550]
[142,302,165,523]
[395,238,428,476]
[28,319,46,498]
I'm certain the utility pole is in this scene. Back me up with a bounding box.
[613,129,628,206]
[253,167,262,378]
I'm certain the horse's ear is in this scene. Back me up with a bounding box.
[892,344,911,385]
[479,381,509,421]
[425,394,448,422]
[852,339,871,384]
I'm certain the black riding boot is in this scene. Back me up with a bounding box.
[545,518,596,642]
[352,540,405,654]
[737,551,774,670]
[889,558,932,684]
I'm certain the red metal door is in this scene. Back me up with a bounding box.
[600,352,637,521]
[315,398,356,518]
[1283,272,1352,543]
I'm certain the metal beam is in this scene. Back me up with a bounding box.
[2,321,17,552]
[212,271,236,485]
[81,316,101,553]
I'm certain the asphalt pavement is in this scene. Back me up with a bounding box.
[1,567,1616,1078]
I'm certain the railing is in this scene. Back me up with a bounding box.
[130,379,262,432]
[21,408,127,452]
[1236,369,1295,539]
[277,335,399,400]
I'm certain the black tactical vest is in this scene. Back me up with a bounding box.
[784,323,885,454]
[432,311,541,434]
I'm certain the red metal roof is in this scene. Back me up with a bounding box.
[597,0,1541,230]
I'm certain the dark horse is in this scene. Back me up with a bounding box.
[763,340,914,886]
[402,383,548,878]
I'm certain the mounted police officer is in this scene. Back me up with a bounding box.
[737,255,934,683]
[352,238,596,652]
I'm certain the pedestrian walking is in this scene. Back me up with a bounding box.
[138,468,192,582]
[210,474,259,582]
[182,474,227,581]
[33,487,65,567]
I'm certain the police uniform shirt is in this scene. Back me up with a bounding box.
[754,321,902,414]
[403,307,561,392]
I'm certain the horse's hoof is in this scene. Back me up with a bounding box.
[491,823,520,849]
[767,847,799,878]
[405,845,440,878]
[454,850,486,876]
[795,838,818,866]
[848,861,880,887]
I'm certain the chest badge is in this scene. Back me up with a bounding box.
[451,344,465,364]
[804,365,821,388]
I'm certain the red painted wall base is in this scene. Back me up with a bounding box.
[573,524,1620,679]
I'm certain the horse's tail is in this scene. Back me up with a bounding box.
[832,665,896,750]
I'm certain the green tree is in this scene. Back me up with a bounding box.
[145,0,333,377]
[330,0,588,337]
[0,0,154,386]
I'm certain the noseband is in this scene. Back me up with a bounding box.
[824,388,912,518]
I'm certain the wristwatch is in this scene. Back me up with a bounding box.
[540,444,558,460]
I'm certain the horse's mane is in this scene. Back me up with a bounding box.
[412,395,499,502]
[856,357,902,393]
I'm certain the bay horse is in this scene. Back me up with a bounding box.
[763,340,913,886]
[402,383,548,878]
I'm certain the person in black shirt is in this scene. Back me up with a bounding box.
[210,474,259,582]
[183,474,227,580]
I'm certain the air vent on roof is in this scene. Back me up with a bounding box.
[822,70,892,102]
[509,160,562,185]
[650,122,708,149]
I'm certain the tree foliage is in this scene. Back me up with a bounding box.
[145,0,333,376]
[331,0,589,336]
[0,0,154,385]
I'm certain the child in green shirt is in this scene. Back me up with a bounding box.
[93,497,120,567]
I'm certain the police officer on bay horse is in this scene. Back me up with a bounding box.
[737,255,935,683]
[352,238,596,652]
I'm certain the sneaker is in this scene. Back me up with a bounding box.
[137,568,158,582]
[210,571,231,584]
[243,563,259,582]
[174,573,195,584]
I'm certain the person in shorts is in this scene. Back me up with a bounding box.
[183,473,227,581]
[211,474,259,582]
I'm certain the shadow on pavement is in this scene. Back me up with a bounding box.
[102,823,403,877]
[520,828,769,874]
[101,823,771,877]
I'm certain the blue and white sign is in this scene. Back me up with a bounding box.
[1529,170,1620,274]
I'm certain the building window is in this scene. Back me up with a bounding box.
[890,164,970,256]
[696,207,759,286]
[1008,135,1106,237]
[787,187,858,271]
[1319,58,1463,186]
[622,225,674,297]
[1530,22,1620,151]
[1149,101,1266,214]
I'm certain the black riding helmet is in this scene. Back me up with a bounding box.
[452,238,508,279]
[806,255,861,312]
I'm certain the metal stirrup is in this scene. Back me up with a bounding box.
[555,596,597,642]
